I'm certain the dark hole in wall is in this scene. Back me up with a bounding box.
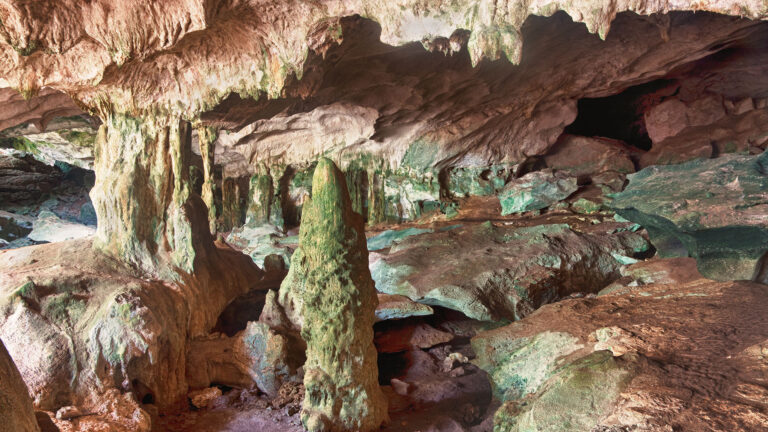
[564,79,679,150]
[213,289,269,336]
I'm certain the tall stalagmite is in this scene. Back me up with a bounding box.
[290,157,388,432]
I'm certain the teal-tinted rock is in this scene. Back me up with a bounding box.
[370,221,648,321]
[226,224,293,269]
[611,153,768,281]
[492,351,637,432]
[448,164,516,197]
[367,227,433,251]
[498,170,578,215]
[472,330,584,401]
[571,197,603,215]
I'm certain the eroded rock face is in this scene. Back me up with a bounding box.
[611,152,768,281]
[0,238,262,418]
[0,337,41,432]
[279,158,387,431]
[370,219,649,322]
[90,115,213,277]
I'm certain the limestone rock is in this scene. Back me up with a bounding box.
[0,337,41,432]
[245,164,275,227]
[27,210,95,243]
[374,322,453,353]
[375,294,434,322]
[611,152,768,281]
[544,135,635,178]
[370,220,649,322]
[0,238,262,416]
[187,321,299,398]
[284,158,387,431]
[498,170,578,215]
[492,351,637,432]
[226,224,294,269]
[473,278,768,431]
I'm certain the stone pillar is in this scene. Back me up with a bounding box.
[197,126,217,234]
[245,163,274,226]
[90,114,213,277]
[294,158,388,432]
[221,177,243,231]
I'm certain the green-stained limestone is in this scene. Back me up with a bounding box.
[90,114,212,277]
[447,164,516,197]
[286,158,387,432]
[472,330,584,401]
[370,222,647,321]
[197,126,218,234]
[221,177,245,231]
[611,153,768,281]
[246,164,274,226]
[492,351,637,432]
[498,169,578,215]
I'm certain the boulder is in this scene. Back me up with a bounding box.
[544,135,635,177]
[28,210,95,243]
[0,238,262,416]
[611,152,768,281]
[370,219,649,322]
[497,170,578,215]
[0,337,41,432]
[187,321,300,398]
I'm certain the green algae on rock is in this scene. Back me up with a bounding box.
[611,152,768,282]
[280,158,387,431]
[498,169,578,215]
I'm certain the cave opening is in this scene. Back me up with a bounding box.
[564,79,678,151]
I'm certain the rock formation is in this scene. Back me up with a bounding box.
[612,152,768,281]
[283,158,387,431]
[2,1,768,431]
[0,337,41,432]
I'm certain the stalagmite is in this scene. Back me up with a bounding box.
[288,157,388,432]
[246,163,274,226]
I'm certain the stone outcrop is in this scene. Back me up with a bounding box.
[370,218,649,322]
[473,277,768,431]
[497,169,578,215]
[0,238,262,420]
[611,152,768,282]
[187,321,301,398]
[277,158,387,431]
[0,337,41,432]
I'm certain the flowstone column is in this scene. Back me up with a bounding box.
[245,163,274,226]
[90,114,213,278]
[295,158,388,432]
[197,125,218,234]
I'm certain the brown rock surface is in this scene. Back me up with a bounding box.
[473,279,768,430]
